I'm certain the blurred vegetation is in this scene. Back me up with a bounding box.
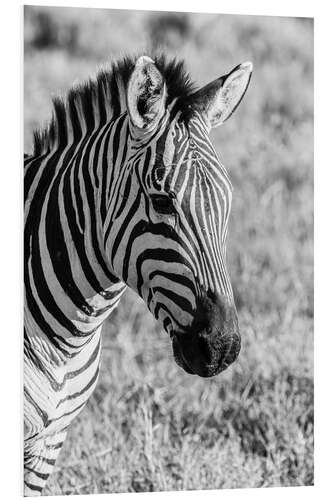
[24,6,313,495]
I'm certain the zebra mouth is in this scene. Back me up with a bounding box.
[171,336,195,375]
[171,328,240,378]
[172,336,222,377]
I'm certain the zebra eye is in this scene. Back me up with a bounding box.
[151,194,176,215]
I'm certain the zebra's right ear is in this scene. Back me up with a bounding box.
[127,56,167,131]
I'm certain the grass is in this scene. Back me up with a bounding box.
[24,6,313,495]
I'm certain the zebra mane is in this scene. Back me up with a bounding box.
[32,53,197,156]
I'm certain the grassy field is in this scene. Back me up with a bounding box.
[24,7,314,495]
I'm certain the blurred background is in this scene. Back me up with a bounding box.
[24,6,314,495]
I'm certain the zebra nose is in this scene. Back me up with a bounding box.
[193,291,240,336]
[172,292,241,377]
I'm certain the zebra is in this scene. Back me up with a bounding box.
[24,53,252,495]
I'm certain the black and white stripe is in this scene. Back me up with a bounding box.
[24,53,252,495]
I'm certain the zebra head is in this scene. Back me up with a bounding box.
[107,56,252,377]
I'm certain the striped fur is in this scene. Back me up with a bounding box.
[24,53,251,495]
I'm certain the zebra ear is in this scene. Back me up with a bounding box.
[189,62,253,129]
[127,56,167,130]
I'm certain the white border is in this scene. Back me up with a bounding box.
[1,1,331,499]
[15,0,316,17]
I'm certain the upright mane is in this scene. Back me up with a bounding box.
[32,53,196,156]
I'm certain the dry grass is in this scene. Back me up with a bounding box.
[24,7,313,495]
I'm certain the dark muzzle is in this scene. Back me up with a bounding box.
[172,292,241,377]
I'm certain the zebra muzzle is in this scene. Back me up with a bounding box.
[171,293,241,377]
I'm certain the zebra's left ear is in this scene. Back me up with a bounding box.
[189,62,253,129]
[127,56,167,131]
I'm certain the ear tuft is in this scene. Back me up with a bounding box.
[135,55,155,66]
[127,56,167,130]
[239,61,253,72]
